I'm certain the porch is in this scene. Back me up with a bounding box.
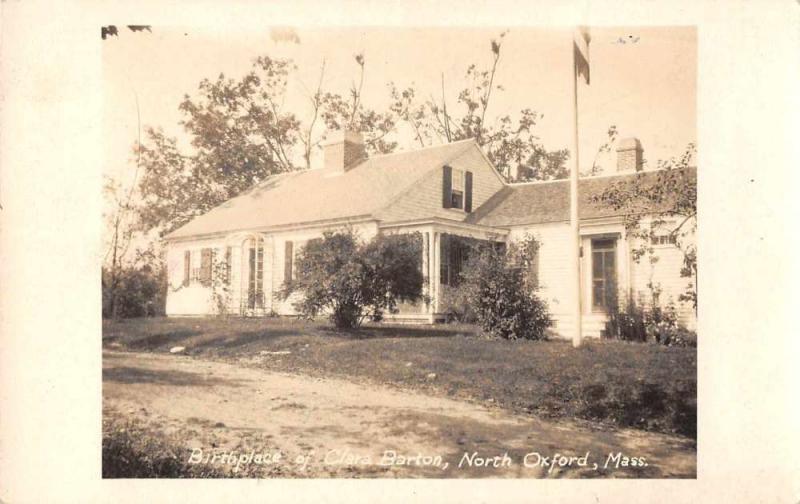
[378,219,509,323]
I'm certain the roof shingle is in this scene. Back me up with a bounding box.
[467,168,696,227]
[166,139,477,239]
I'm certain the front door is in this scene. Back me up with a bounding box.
[591,238,617,312]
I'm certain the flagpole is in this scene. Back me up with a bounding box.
[571,29,585,348]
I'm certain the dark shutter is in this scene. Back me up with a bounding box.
[442,165,452,208]
[464,171,473,213]
[183,250,190,287]
[224,246,232,285]
[200,248,212,286]
[284,240,294,283]
[530,249,540,289]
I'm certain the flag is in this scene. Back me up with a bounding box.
[574,27,591,85]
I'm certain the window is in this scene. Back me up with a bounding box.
[651,221,678,246]
[451,169,464,209]
[248,237,264,309]
[651,234,677,246]
[190,250,202,283]
[591,238,617,310]
[440,235,469,286]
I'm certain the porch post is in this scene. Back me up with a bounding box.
[422,231,430,314]
[431,231,441,315]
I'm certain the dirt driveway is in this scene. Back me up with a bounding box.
[103,351,696,478]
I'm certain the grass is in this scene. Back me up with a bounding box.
[104,316,697,439]
[103,408,227,478]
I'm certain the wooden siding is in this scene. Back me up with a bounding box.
[510,221,697,338]
[165,221,379,317]
[375,144,505,224]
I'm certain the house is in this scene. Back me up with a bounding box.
[164,131,696,338]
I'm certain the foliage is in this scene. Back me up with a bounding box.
[136,55,396,237]
[102,261,166,319]
[592,143,698,311]
[439,285,478,323]
[209,251,233,317]
[103,412,227,478]
[389,32,569,182]
[282,230,425,328]
[604,282,697,348]
[459,235,552,340]
[137,57,301,236]
[583,125,619,176]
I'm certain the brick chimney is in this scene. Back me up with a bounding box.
[616,137,643,172]
[322,130,366,173]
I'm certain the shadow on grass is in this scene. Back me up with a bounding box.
[102,365,244,388]
[319,324,478,340]
[117,328,307,352]
[126,330,203,350]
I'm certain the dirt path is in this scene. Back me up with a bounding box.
[103,351,696,478]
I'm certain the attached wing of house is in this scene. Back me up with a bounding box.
[164,131,696,338]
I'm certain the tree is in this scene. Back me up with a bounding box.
[318,54,397,155]
[136,54,396,236]
[389,31,569,182]
[583,125,619,177]
[592,143,697,310]
[282,230,424,328]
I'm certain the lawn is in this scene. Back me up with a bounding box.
[103,316,697,439]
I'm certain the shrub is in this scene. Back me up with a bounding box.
[439,285,478,323]
[459,237,552,340]
[282,230,425,329]
[102,263,167,319]
[103,416,226,478]
[604,285,697,347]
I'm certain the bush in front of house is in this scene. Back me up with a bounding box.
[604,285,697,347]
[459,236,552,340]
[282,230,425,329]
[102,263,167,319]
[439,284,479,324]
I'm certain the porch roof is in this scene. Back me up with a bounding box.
[379,217,509,240]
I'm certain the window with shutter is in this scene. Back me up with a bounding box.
[443,166,470,211]
[450,169,464,209]
[183,250,190,287]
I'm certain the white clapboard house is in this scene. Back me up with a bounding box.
[164,131,696,338]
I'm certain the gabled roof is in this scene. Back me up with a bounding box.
[467,167,696,227]
[166,138,478,240]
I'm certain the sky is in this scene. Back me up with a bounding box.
[103,25,696,195]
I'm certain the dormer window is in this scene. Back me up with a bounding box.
[442,165,473,212]
[451,169,465,209]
